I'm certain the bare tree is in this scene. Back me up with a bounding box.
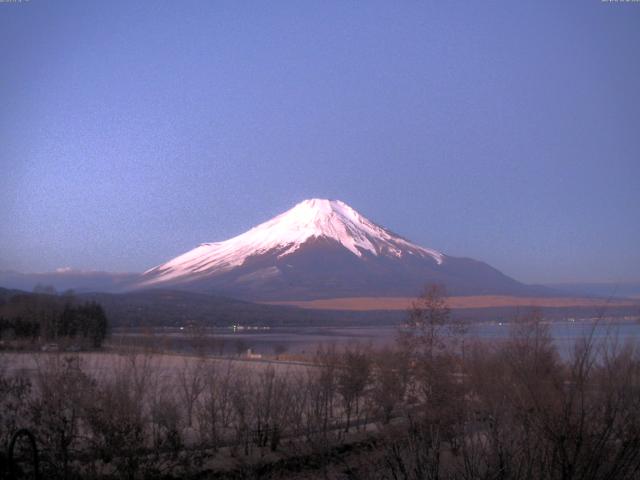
[399,284,453,361]
[177,357,206,428]
[197,360,236,451]
[0,368,32,452]
[370,347,410,424]
[230,371,252,456]
[337,344,371,432]
[30,354,94,479]
[249,366,292,452]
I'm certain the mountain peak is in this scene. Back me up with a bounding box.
[297,198,339,207]
[288,198,356,221]
[252,198,443,261]
[139,199,444,288]
[278,198,366,232]
[136,199,536,300]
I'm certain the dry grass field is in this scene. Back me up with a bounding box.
[0,350,310,381]
[266,295,640,311]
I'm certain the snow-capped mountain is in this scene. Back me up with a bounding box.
[137,199,542,300]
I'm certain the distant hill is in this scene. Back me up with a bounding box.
[0,270,136,294]
[76,289,404,327]
[3,287,637,330]
[544,282,640,300]
[0,286,382,327]
[0,286,28,305]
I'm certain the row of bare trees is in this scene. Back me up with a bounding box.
[1,285,640,479]
[368,286,640,480]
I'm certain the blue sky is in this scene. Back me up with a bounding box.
[1,0,639,284]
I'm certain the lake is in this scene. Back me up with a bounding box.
[110,318,640,359]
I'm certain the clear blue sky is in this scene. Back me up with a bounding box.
[1,0,639,284]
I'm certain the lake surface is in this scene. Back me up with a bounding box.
[110,319,640,359]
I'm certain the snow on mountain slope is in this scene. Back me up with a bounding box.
[136,198,543,300]
[139,199,444,288]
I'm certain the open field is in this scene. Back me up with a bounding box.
[0,351,310,379]
[266,295,640,311]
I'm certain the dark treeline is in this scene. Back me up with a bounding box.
[1,285,639,479]
[0,288,108,349]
